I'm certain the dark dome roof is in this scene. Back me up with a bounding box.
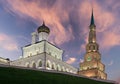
[37,22,50,34]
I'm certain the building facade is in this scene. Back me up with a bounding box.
[78,11,107,79]
[10,23,77,73]
[0,57,9,65]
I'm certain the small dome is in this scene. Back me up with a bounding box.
[37,22,50,34]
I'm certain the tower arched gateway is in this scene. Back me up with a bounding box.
[78,10,107,80]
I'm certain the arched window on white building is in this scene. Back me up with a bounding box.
[38,61,42,67]
[61,66,65,72]
[46,60,51,69]
[56,65,61,71]
[25,62,30,68]
[51,63,56,70]
[32,62,36,68]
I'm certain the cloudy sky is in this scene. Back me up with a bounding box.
[0,0,120,83]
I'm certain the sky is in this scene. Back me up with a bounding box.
[0,0,120,83]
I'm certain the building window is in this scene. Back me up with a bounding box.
[47,62,50,68]
[56,65,61,71]
[61,68,63,71]
[93,46,96,50]
[27,64,29,68]
[89,46,91,50]
[32,63,36,68]
[26,63,29,68]
[52,64,55,69]
[57,66,59,71]
[61,67,64,72]
[38,61,42,67]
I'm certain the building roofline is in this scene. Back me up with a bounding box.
[23,40,63,50]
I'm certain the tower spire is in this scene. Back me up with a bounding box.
[88,9,96,43]
[90,9,95,26]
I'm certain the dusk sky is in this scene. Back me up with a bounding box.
[0,0,120,83]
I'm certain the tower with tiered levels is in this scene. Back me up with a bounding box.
[78,11,107,80]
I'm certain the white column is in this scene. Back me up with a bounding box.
[31,32,37,44]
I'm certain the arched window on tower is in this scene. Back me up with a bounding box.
[93,46,96,51]
[89,46,91,52]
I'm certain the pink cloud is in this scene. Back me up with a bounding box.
[78,1,115,32]
[78,1,118,52]
[78,43,86,54]
[66,57,76,64]
[116,77,120,84]
[100,30,120,50]
[4,0,74,45]
[0,33,18,51]
[2,0,120,52]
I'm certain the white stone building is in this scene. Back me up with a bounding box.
[0,57,9,65]
[10,23,77,73]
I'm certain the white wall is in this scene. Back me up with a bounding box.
[23,41,63,60]
[0,57,9,65]
[23,41,44,58]
[38,32,49,41]
[45,41,63,60]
